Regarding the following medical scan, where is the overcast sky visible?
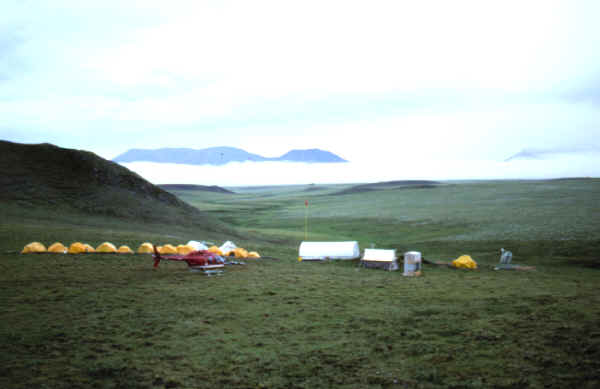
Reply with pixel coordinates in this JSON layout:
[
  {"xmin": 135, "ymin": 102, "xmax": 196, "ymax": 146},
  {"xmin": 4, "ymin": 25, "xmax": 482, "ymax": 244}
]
[{"xmin": 2, "ymin": 1, "xmax": 600, "ymax": 183}]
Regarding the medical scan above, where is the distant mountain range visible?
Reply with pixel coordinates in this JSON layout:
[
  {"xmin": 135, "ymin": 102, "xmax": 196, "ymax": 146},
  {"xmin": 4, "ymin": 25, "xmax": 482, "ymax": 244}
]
[
  {"xmin": 504, "ymin": 147, "xmax": 600, "ymax": 162},
  {"xmin": 113, "ymin": 147, "xmax": 347, "ymax": 165}
]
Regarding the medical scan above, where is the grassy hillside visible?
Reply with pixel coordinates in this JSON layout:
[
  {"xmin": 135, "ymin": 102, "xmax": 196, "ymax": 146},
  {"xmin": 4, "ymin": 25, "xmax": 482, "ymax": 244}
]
[
  {"xmin": 0, "ymin": 141, "xmax": 205, "ymax": 222},
  {"xmin": 179, "ymin": 179, "xmax": 600, "ymax": 258},
  {"xmin": 1, "ymin": 178, "xmax": 599, "ymax": 388}
]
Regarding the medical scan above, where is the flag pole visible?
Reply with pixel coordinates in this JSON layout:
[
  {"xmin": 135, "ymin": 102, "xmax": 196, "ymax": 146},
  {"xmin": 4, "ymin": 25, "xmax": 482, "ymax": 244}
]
[{"xmin": 304, "ymin": 200, "xmax": 308, "ymax": 241}]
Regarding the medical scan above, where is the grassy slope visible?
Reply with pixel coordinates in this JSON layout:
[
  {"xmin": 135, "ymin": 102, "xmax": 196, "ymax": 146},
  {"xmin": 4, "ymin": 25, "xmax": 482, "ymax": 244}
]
[
  {"xmin": 1, "ymin": 180, "xmax": 599, "ymax": 388},
  {"xmin": 0, "ymin": 141, "xmax": 206, "ymax": 223}
]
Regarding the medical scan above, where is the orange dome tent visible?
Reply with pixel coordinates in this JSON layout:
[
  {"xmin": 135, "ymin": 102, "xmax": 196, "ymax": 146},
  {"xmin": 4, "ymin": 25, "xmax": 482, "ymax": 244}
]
[
  {"xmin": 83, "ymin": 244, "xmax": 95, "ymax": 253},
  {"xmin": 137, "ymin": 242, "xmax": 154, "ymax": 254},
  {"xmin": 48, "ymin": 242, "xmax": 67, "ymax": 254},
  {"xmin": 158, "ymin": 244, "xmax": 177, "ymax": 254},
  {"xmin": 176, "ymin": 244, "xmax": 195, "ymax": 255},
  {"xmin": 117, "ymin": 245, "xmax": 134, "ymax": 254},
  {"xmin": 21, "ymin": 242, "xmax": 47, "ymax": 254},
  {"xmin": 68, "ymin": 242, "xmax": 87, "ymax": 254},
  {"xmin": 208, "ymin": 246, "xmax": 223, "ymax": 255},
  {"xmin": 232, "ymin": 247, "xmax": 249, "ymax": 258},
  {"xmin": 96, "ymin": 242, "xmax": 117, "ymax": 253}
]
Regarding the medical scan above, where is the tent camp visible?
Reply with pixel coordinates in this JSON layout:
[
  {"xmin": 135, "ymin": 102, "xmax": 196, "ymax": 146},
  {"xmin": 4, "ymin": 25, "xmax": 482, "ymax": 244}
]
[{"xmin": 298, "ymin": 241, "xmax": 360, "ymax": 261}]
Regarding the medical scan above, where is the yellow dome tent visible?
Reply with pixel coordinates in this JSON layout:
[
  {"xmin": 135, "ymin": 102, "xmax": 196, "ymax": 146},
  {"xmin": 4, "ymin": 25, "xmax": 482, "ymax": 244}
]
[
  {"xmin": 83, "ymin": 244, "xmax": 95, "ymax": 253},
  {"xmin": 96, "ymin": 242, "xmax": 117, "ymax": 253},
  {"xmin": 117, "ymin": 245, "xmax": 134, "ymax": 254},
  {"xmin": 68, "ymin": 242, "xmax": 87, "ymax": 254},
  {"xmin": 451, "ymin": 255, "xmax": 478, "ymax": 269},
  {"xmin": 21, "ymin": 242, "xmax": 47, "ymax": 254},
  {"xmin": 137, "ymin": 242, "xmax": 154, "ymax": 254},
  {"xmin": 232, "ymin": 247, "xmax": 249, "ymax": 258},
  {"xmin": 176, "ymin": 244, "xmax": 195, "ymax": 255},
  {"xmin": 158, "ymin": 244, "xmax": 177, "ymax": 254},
  {"xmin": 208, "ymin": 245, "xmax": 223, "ymax": 255},
  {"xmin": 48, "ymin": 242, "xmax": 67, "ymax": 254}
]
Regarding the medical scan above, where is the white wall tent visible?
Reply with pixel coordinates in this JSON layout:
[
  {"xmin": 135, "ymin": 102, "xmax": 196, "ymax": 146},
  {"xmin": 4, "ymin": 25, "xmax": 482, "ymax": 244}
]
[
  {"xmin": 298, "ymin": 241, "xmax": 360, "ymax": 261},
  {"xmin": 360, "ymin": 249, "xmax": 398, "ymax": 271}
]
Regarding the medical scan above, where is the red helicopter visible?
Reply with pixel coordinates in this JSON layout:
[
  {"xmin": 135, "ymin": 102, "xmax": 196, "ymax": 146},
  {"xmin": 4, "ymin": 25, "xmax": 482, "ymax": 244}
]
[{"xmin": 152, "ymin": 245, "xmax": 225, "ymax": 273}]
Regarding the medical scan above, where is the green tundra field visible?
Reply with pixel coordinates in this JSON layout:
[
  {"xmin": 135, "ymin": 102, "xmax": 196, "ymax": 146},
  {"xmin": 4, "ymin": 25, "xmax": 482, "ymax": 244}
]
[{"xmin": 1, "ymin": 179, "xmax": 599, "ymax": 388}]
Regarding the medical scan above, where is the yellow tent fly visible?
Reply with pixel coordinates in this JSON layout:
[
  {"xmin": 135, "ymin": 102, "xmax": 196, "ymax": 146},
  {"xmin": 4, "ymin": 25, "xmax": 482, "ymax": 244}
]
[
  {"xmin": 158, "ymin": 244, "xmax": 177, "ymax": 254},
  {"xmin": 117, "ymin": 245, "xmax": 134, "ymax": 254},
  {"xmin": 176, "ymin": 244, "xmax": 195, "ymax": 255},
  {"xmin": 96, "ymin": 242, "xmax": 117, "ymax": 253},
  {"xmin": 248, "ymin": 251, "xmax": 261, "ymax": 258},
  {"xmin": 68, "ymin": 242, "xmax": 87, "ymax": 254},
  {"xmin": 48, "ymin": 242, "xmax": 67, "ymax": 254},
  {"xmin": 21, "ymin": 242, "xmax": 47, "ymax": 254},
  {"xmin": 232, "ymin": 247, "xmax": 249, "ymax": 258},
  {"xmin": 137, "ymin": 242, "xmax": 154, "ymax": 254},
  {"xmin": 208, "ymin": 246, "xmax": 223, "ymax": 256},
  {"xmin": 83, "ymin": 244, "xmax": 95, "ymax": 253},
  {"xmin": 451, "ymin": 255, "xmax": 478, "ymax": 269}
]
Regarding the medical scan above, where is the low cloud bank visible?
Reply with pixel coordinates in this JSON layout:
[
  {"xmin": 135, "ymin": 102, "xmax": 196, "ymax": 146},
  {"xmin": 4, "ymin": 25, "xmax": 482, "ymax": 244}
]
[{"xmin": 121, "ymin": 155, "xmax": 600, "ymax": 187}]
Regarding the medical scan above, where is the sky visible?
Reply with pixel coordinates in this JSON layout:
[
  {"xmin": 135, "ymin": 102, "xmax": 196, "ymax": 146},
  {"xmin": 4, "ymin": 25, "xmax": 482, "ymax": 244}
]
[{"xmin": 2, "ymin": 1, "xmax": 600, "ymax": 185}]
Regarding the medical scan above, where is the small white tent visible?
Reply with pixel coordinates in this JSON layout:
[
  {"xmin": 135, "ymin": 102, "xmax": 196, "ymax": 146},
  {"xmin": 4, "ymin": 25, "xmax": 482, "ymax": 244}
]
[
  {"xmin": 187, "ymin": 240, "xmax": 208, "ymax": 251},
  {"xmin": 298, "ymin": 241, "xmax": 360, "ymax": 261},
  {"xmin": 361, "ymin": 248, "xmax": 398, "ymax": 271}
]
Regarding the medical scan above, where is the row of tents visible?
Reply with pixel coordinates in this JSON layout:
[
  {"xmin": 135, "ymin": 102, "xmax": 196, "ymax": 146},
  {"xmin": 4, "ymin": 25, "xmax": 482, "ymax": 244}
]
[{"xmin": 21, "ymin": 240, "xmax": 261, "ymax": 258}]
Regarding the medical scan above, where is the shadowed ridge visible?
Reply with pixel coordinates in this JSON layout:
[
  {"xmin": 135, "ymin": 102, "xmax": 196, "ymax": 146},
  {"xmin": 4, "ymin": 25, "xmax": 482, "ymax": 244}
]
[
  {"xmin": 330, "ymin": 180, "xmax": 442, "ymax": 195},
  {"xmin": 158, "ymin": 184, "xmax": 235, "ymax": 194},
  {"xmin": 0, "ymin": 140, "xmax": 209, "ymax": 222}
]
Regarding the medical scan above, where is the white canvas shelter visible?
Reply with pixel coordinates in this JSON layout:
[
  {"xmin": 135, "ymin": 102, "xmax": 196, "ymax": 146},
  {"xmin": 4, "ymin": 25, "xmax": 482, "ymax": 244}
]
[
  {"xmin": 361, "ymin": 249, "xmax": 399, "ymax": 271},
  {"xmin": 219, "ymin": 241, "xmax": 237, "ymax": 254},
  {"xmin": 298, "ymin": 241, "xmax": 360, "ymax": 261},
  {"xmin": 187, "ymin": 240, "xmax": 208, "ymax": 251},
  {"xmin": 362, "ymin": 249, "xmax": 397, "ymax": 262}
]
